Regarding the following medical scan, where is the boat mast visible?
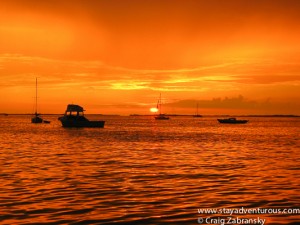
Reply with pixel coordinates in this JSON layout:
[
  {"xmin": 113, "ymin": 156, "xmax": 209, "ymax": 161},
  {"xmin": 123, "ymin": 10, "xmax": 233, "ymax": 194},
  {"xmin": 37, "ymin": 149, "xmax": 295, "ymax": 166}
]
[
  {"xmin": 159, "ymin": 93, "xmax": 162, "ymax": 115},
  {"xmin": 35, "ymin": 77, "xmax": 38, "ymax": 115}
]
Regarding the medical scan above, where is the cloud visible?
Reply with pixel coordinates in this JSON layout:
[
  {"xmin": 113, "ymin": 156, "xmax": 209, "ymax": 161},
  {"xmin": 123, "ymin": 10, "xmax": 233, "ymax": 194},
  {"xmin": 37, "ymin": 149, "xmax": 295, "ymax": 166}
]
[
  {"xmin": 168, "ymin": 95, "xmax": 254, "ymax": 108},
  {"xmin": 167, "ymin": 95, "xmax": 300, "ymax": 114},
  {"xmin": 0, "ymin": 54, "xmax": 238, "ymax": 89},
  {"xmin": 1, "ymin": 53, "xmax": 300, "ymax": 96}
]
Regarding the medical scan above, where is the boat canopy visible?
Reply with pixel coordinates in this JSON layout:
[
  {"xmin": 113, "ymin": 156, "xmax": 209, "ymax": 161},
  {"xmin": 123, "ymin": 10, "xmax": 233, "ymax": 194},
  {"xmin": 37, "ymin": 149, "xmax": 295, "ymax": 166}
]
[{"xmin": 66, "ymin": 104, "xmax": 84, "ymax": 112}]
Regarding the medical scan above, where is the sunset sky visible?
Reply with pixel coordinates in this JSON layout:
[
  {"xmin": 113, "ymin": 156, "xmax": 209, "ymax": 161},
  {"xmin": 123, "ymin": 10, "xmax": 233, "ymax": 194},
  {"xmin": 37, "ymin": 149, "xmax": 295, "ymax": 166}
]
[{"xmin": 1, "ymin": 0, "xmax": 300, "ymax": 115}]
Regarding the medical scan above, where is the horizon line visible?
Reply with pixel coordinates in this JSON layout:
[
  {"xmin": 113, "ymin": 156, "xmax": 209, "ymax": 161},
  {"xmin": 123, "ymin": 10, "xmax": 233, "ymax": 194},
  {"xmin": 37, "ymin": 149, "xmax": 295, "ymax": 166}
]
[{"xmin": 1, "ymin": 113, "xmax": 299, "ymax": 117}]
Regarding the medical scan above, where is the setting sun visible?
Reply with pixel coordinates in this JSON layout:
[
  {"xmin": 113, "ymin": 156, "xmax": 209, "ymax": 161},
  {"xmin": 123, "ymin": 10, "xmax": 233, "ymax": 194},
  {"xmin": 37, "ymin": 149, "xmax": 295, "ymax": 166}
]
[{"xmin": 150, "ymin": 107, "xmax": 158, "ymax": 113}]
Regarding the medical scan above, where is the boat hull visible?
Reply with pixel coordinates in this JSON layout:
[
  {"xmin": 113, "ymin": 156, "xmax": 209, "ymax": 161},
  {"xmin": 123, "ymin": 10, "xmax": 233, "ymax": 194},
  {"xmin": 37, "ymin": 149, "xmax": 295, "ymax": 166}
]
[
  {"xmin": 193, "ymin": 115, "xmax": 202, "ymax": 118},
  {"xmin": 31, "ymin": 116, "xmax": 43, "ymax": 123},
  {"xmin": 59, "ymin": 117, "xmax": 105, "ymax": 128},
  {"xmin": 217, "ymin": 119, "xmax": 248, "ymax": 124},
  {"xmin": 155, "ymin": 114, "xmax": 169, "ymax": 120},
  {"xmin": 155, "ymin": 117, "xmax": 169, "ymax": 120}
]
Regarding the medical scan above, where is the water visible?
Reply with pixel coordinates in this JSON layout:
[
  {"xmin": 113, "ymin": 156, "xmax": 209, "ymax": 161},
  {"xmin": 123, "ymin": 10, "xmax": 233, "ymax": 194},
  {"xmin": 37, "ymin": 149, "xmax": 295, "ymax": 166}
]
[{"xmin": 0, "ymin": 115, "xmax": 300, "ymax": 225}]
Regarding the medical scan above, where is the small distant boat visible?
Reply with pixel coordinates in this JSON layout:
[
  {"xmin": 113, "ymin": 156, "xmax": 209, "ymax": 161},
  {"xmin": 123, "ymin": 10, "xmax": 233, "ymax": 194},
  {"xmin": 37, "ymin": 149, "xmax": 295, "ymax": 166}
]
[
  {"xmin": 155, "ymin": 94, "xmax": 169, "ymax": 120},
  {"xmin": 217, "ymin": 117, "xmax": 248, "ymax": 124},
  {"xmin": 193, "ymin": 103, "xmax": 202, "ymax": 117},
  {"xmin": 32, "ymin": 113, "xmax": 43, "ymax": 123},
  {"xmin": 31, "ymin": 78, "xmax": 50, "ymax": 124},
  {"xmin": 155, "ymin": 114, "xmax": 169, "ymax": 120},
  {"xmin": 58, "ymin": 104, "xmax": 105, "ymax": 128}
]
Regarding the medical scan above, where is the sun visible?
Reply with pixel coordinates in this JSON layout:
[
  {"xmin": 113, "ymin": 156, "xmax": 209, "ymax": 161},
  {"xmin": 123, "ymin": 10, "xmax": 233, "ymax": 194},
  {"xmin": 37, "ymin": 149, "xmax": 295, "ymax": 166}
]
[{"xmin": 150, "ymin": 107, "xmax": 158, "ymax": 113}]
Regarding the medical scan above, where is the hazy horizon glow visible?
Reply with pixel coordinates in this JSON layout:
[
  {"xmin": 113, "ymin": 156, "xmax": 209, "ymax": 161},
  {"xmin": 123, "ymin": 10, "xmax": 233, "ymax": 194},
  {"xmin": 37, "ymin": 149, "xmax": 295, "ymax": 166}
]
[{"xmin": 1, "ymin": 0, "xmax": 300, "ymax": 115}]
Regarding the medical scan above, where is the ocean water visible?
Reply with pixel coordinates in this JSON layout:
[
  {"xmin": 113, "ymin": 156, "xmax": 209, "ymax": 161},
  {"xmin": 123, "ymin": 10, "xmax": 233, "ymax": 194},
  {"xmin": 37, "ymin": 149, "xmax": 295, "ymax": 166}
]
[{"xmin": 0, "ymin": 115, "xmax": 300, "ymax": 225}]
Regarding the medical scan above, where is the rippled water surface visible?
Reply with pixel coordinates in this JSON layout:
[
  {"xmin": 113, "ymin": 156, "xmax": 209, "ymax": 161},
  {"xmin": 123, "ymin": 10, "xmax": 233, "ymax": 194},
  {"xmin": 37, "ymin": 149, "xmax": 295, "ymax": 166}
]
[{"xmin": 1, "ymin": 115, "xmax": 300, "ymax": 225}]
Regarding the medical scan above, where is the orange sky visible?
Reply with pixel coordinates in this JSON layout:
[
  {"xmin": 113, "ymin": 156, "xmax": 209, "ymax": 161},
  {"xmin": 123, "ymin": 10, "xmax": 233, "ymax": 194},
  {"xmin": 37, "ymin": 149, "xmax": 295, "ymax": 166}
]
[{"xmin": 1, "ymin": 0, "xmax": 300, "ymax": 115}]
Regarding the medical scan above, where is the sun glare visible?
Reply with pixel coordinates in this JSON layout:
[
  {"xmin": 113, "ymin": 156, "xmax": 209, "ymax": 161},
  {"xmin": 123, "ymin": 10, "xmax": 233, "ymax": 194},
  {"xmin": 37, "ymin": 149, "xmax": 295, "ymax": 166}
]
[{"xmin": 150, "ymin": 107, "xmax": 158, "ymax": 113}]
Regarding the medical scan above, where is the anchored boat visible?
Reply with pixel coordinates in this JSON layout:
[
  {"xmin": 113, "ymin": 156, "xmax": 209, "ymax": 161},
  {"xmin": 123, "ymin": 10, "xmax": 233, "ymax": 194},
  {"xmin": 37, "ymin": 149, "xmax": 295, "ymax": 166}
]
[
  {"xmin": 58, "ymin": 104, "xmax": 105, "ymax": 128},
  {"xmin": 193, "ymin": 103, "xmax": 202, "ymax": 117},
  {"xmin": 155, "ymin": 93, "xmax": 169, "ymax": 120},
  {"xmin": 217, "ymin": 117, "xmax": 248, "ymax": 124},
  {"xmin": 31, "ymin": 78, "xmax": 50, "ymax": 124}
]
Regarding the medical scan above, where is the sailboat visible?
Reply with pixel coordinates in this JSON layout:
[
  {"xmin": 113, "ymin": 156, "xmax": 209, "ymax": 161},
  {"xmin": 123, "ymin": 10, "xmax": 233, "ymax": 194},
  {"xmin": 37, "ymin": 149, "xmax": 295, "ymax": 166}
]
[
  {"xmin": 193, "ymin": 103, "xmax": 202, "ymax": 117},
  {"xmin": 155, "ymin": 93, "xmax": 169, "ymax": 120},
  {"xmin": 31, "ymin": 78, "xmax": 50, "ymax": 124}
]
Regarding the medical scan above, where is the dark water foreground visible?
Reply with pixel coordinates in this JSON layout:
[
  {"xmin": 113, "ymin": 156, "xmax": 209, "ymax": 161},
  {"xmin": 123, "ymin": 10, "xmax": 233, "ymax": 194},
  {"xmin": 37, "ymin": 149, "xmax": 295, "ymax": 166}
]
[{"xmin": 0, "ymin": 115, "xmax": 300, "ymax": 225}]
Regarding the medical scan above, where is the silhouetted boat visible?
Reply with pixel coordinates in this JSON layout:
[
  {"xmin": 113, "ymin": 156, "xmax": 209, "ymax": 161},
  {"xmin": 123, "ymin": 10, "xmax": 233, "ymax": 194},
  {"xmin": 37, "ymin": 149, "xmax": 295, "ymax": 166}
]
[
  {"xmin": 58, "ymin": 104, "xmax": 105, "ymax": 128},
  {"xmin": 193, "ymin": 103, "xmax": 202, "ymax": 117},
  {"xmin": 217, "ymin": 118, "xmax": 248, "ymax": 124},
  {"xmin": 155, "ymin": 114, "xmax": 169, "ymax": 120},
  {"xmin": 31, "ymin": 113, "xmax": 43, "ymax": 123},
  {"xmin": 155, "ymin": 93, "xmax": 169, "ymax": 120},
  {"xmin": 31, "ymin": 78, "xmax": 50, "ymax": 124}
]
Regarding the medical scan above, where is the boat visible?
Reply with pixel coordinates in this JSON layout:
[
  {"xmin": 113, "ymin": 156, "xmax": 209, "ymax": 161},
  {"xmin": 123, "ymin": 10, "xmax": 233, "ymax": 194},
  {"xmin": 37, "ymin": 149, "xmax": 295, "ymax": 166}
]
[
  {"xmin": 155, "ymin": 113, "xmax": 169, "ymax": 120},
  {"xmin": 193, "ymin": 103, "xmax": 202, "ymax": 117},
  {"xmin": 31, "ymin": 113, "xmax": 43, "ymax": 123},
  {"xmin": 58, "ymin": 104, "xmax": 105, "ymax": 128},
  {"xmin": 155, "ymin": 93, "xmax": 169, "ymax": 120},
  {"xmin": 31, "ymin": 78, "xmax": 50, "ymax": 124},
  {"xmin": 217, "ymin": 117, "xmax": 248, "ymax": 124}
]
